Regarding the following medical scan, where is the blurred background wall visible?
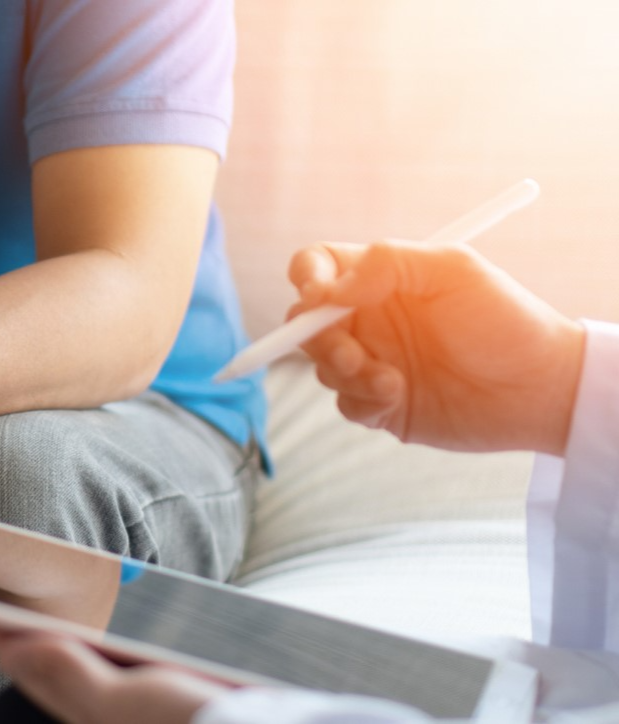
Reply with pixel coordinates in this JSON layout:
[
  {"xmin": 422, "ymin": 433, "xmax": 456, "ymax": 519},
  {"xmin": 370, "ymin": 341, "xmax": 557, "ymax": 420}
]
[{"xmin": 217, "ymin": 0, "xmax": 619, "ymax": 337}]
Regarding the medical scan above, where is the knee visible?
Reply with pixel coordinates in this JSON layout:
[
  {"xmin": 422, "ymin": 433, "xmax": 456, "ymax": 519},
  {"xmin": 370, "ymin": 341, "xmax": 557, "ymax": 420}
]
[
  {"xmin": 0, "ymin": 410, "xmax": 68, "ymax": 523},
  {"xmin": 0, "ymin": 409, "xmax": 133, "ymax": 551}
]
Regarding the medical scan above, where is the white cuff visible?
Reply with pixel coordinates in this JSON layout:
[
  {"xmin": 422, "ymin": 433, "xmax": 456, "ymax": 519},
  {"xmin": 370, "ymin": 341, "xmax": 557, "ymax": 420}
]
[{"xmin": 191, "ymin": 688, "xmax": 433, "ymax": 724}]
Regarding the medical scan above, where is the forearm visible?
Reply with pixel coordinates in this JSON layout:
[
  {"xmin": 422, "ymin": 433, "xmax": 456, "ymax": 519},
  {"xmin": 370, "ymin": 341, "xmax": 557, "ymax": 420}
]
[{"xmin": 0, "ymin": 249, "xmax": 185, "ymax": 414}]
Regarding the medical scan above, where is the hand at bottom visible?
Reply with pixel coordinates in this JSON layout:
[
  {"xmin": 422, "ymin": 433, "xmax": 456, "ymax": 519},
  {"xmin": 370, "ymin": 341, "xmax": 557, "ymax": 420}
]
[{"xmin": 0, "ymin": 632, "xmax": 228, "ymax": 724}]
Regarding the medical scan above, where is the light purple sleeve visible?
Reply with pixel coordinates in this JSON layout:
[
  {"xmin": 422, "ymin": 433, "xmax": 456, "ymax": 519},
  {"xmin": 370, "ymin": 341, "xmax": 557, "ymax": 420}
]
[{"xmin": 24, "ymin": 0, "xmax": 235, "ymax": 163}]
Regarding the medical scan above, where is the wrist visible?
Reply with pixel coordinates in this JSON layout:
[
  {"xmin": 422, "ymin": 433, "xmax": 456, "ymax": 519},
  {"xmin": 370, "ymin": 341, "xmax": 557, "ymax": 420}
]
[{"xmin": 536, "ymin": 319, "xmax": 586, "ymax": 457}]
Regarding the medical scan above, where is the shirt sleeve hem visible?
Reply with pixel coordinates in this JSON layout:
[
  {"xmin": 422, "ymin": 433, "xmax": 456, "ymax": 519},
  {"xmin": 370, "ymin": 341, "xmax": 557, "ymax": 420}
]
[{"xmin": 28, "ymin": 110, "xmax": 230, "ymax": 164}]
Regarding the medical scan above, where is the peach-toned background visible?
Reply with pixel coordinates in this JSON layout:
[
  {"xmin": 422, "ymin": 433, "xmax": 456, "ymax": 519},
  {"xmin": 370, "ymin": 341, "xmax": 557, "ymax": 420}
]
[{"xmin": 218, "ymin": 1, "xmax": 619, "ymax": 338}]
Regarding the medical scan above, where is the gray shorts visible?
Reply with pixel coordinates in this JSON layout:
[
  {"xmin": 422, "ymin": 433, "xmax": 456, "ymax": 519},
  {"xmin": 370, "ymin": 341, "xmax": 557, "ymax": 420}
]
[{"xmin": 0, "ymin": 391, "xmax": 260, "ymax": 582}]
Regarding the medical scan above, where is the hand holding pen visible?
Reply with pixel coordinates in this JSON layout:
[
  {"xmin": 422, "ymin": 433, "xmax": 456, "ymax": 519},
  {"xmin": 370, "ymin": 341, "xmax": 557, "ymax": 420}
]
[
  {"xmin": 285, "ymin": 182, "xmax": 585, "ymax": 457},
  {"xmin": 215, "ymin": 180, "xmax": 541, "ymax": 383}
]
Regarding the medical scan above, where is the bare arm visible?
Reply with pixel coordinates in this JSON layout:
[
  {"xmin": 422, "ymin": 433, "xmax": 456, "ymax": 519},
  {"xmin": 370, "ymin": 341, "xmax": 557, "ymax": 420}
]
[{"xmin": 0, "ymin": 144, "xmax": 217, "ymax": 413}]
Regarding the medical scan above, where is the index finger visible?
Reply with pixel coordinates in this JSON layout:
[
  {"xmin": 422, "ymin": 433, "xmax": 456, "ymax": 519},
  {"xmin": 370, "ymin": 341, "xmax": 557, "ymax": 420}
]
[{"xmin": 288, "ymin": 243, "xmax": 367, "ymax": 304}]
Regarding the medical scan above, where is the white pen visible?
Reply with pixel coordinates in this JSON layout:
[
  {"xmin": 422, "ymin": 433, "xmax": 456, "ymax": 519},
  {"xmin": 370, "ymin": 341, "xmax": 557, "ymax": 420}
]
[{"xmin": 214, "ymin": 178, "xmax": 540, "ymax": 383}]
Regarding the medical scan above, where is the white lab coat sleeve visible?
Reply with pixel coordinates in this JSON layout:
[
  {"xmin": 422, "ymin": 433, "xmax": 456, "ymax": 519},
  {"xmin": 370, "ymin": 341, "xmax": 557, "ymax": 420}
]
[
  {"xmin": 190, "ymin": 689, "xmax": 449, "ymax": 724},
  {"xmin": 528, "ymin": 319, "xmax": 619, "ymax": 651}
]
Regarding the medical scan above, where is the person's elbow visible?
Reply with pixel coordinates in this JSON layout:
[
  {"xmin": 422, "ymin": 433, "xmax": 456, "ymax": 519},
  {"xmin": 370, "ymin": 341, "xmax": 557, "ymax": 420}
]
[{"xmin": 114, "ymin": 314, "xmax": 183, "ymax": 401}]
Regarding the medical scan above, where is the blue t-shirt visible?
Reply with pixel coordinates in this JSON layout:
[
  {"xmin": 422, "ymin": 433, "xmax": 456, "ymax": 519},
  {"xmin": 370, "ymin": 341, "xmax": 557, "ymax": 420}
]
[{"xmin": 1, "ymin": 0, "xmax": 270, "ymax": 470}]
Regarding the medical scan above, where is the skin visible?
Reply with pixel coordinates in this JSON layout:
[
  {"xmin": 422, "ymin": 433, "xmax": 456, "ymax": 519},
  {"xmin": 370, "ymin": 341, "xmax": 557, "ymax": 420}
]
[
  {"xmin": 0, "ymin": 144, "xmax": 217, "ymax": 412},
  {"xmin": 0, "ymin": 238, "xmax": 589, "ymax": 722},
  {"xmin": 287, "ymin": 240, "xmax": 586, "ymax": 457},
  {"xmin": 0, "ymin": 143, "xmax": 218, "ymax": 645},
  {"xmin": 0, "ymin": 633, "xmax": 228, "ymax": 724},
  {"xmin": 0, "ymin": 526, "xmax": 121, "ymax": 630},
  {"xmin": 0, "ymin": 143, "xmax": 224, "ymax": 721}
]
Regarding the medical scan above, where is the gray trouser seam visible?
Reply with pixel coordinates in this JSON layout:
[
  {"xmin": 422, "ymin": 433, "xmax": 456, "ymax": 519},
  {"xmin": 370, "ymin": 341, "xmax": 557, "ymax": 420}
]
[{"xmin": 139, "ymin": 487, "xmax": 241, "ymax": 512}]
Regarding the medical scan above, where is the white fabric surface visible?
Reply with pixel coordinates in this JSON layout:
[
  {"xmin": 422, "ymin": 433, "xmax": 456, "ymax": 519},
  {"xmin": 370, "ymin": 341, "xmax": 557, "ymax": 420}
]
[
  {"xmin": 238, "ymin": 353, "xmax": 532, "ymax": 643},
  {"xmin": 237, "ymin": 521, "xmax": 528, "ymax": 642}
]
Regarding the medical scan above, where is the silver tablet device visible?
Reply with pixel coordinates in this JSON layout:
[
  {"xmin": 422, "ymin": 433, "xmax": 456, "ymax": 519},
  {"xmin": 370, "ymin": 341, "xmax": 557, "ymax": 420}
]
[{"xmin": 0, "ymin": 522, "xmax": 537, "ymax": 722}]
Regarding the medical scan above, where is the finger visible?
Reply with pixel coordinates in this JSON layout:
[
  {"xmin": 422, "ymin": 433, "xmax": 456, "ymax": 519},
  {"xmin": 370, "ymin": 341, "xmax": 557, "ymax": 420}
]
[
  {"xmin": 316, "ymin": 357, "xmax": 404, "ymax": 404},
  {"xmin": 285, "ymin": 300, "xmax": 308, "ymax": 322},
  {"xmin": 336, "ymin": 392, "xmax": 401, "ymax": 431},
  {"xmin": 288, "ymin": 245, "xmax": 338, "ymax": 305},
  {"xmin": 301, "ymin": 326, "xmax": 365, "ymax": 378},
  {"xmin": 285, "ymin": 307, "xmax": 363, "ymax": 375},
  {"xmin": 112, "ymin": 664, "xmax": 227, "ymax": 723},
  {"xmin": 0, "ymin": 634, "xmax": 116, "ymax": 724},
  {"xmin": 1, "ymin": 635, "xmax": 225, "ymax": 724},
  {"xmin": 288, "ymin": 243, "xmax": 366, "ymax": 305},
  {"xmin": 327, "ymin": 242, "xmax": 410, "ymax": 307}
]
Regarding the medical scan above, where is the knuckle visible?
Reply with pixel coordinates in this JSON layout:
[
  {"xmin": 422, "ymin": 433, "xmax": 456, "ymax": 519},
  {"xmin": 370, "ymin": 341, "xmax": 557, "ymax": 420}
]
[{"xmin": 365, "ymin": 242, "xmax": 393, "ymax": 266}]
